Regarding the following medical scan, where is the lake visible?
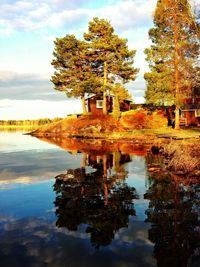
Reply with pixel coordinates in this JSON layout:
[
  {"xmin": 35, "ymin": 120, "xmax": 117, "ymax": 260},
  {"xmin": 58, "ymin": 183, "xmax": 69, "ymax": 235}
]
[{"xmin": 0, "ymin": 131, "xmax": 199, "ymax": 267}]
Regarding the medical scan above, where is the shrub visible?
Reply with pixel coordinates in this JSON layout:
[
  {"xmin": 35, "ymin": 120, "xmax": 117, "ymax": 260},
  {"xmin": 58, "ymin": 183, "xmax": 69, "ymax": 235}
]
[
  {"xmin": 120, "ymin": 109, "xmax": 167, "ymax": 129},
  {"xmin": 66, "ymin": 114, "xmax": 123, "ymax": 134},
  {"xmin": 120, "ymin": 109, "xmax": 150, "ymax": 129},
  {"xmin": 151, "ymin": 110, "xmax": 168, "ymax": 128}
]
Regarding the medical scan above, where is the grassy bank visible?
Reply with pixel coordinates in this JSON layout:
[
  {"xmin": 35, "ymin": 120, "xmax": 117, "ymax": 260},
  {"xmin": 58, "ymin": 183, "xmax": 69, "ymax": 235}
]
[
  {"xmin": 147, "ymin": 140, "xmax": 200, "ymax": 179},
  {"xmin": 29, "ymin": 114, "xmax": 200, "ymax": 142}
]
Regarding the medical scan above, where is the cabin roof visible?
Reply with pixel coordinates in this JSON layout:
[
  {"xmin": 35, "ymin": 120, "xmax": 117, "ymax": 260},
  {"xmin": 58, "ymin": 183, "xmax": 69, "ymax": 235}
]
[
  {"xmin": 85, "ymin": 93, "xmax": 131, "ymax": 102},
  {"xmin": 85, "ymin": 94, "xmax": 115, "ymax": 100},
  {"xmin": 181, "ymin": 103, "xmax": 200, "ymax": 110}
]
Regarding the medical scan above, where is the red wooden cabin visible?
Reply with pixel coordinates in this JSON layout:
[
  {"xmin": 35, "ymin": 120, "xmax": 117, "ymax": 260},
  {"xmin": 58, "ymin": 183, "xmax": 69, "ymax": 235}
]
[
  {"xmin": 86, "ymin": 94, "xmax": 131, "ymax": 115},
  {"xmin": 180, "ymin": 92, "xmax": 200, "ymax": 126}
]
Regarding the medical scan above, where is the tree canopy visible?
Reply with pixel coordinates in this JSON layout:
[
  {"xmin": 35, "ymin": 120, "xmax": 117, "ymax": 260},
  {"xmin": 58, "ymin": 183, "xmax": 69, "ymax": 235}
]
[
  {"xmin": 51, "ymin": 18, "xmax": 138, "ymax": 114},
  {"xmin": 51, "ymin": 35, "xmax": 102, "ymax": 113},
  {"xmin": 144, "ymin": 0, "xmax": 200, "ymax": 128},
  {"xmin": 84, "ymin": 17, "xmax": 139, "ymax": 114},
  {"xmin": 111, "ymin": 83, "xmax": 132, "ymax": 103}
]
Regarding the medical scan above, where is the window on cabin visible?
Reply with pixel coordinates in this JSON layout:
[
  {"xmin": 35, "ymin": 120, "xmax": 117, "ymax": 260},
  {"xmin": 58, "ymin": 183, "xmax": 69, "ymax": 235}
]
[
  {"xmin": 181, "ymin": 111, "xmax": 186, "ymax": 118},
  {"xmin": 195, "ymin": 109, "xmax": 200, "ymax": 117},
  {"xmin": 96, "ymin": 100, "xmax": 103, "ymax": 109}
]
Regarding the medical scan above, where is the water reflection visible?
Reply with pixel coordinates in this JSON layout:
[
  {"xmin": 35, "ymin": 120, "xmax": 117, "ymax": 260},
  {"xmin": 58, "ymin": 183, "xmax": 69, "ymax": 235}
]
[
  {"xmin": 145, "ymin": 174, "xmax": 200, "ymax": 267},
  {"xmin": 54, "ymin": 152, "xmax": 138, "ymax": 249},
  {"xmin": 0, "ymin": 132, "xmax": 200, "ymax": 267},
  {"xmin": 36, "ymin": 135, "xmax": 148, "ymax": 156},
  {"xmin": 38, "ymin": 135, "xmax": 200, "ymax": 265}
]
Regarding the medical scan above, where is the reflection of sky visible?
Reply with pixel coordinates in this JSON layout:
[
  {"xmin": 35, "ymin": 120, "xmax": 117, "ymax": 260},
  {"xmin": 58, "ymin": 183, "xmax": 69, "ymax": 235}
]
[
  {"xmin": 0, "ymin": 132, "xmax": 156, "ymax": 267},
  {"xmin": 0, "ymin": 132, "xmax": 82, "ymax": 189},
  {"xmin": 0, "ymin": 132, "xmax": 58, "ymax": 152},
  {"xmin": 0, "ymin": 216, "xmax": 156, "ymax": 267},
  {"xmin": 125, "ymin": 156, "xmax": 149, "ymax": 221},
  {"xmin": 0, "ymin": 181, "xmax": 56, "ymax": 220}
]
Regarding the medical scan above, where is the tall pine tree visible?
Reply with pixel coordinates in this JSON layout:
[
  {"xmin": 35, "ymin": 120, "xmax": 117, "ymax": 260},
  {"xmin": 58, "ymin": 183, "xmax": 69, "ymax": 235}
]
[
  {"xmin": 111, "ymin": 83, "xmax": 132, "ymax": 117},
  {"xmin": 51, "ymin": 35, "xmax": 101, "ymax": 113},
  {"xmin": 144, "ymin": 0, "xmax": 200, "ymax": 128},
  {"xmin": 84, "ymin": 17, "xmax": 139, "ymax": 114}
]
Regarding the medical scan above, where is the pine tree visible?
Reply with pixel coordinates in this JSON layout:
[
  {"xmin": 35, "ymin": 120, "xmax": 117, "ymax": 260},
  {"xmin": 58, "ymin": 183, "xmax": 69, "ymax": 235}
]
[
  {"xmin": 111, "ymin": 83, "xmax": 132, "ymax": 117},
  {"xmin": 51, "ymin": 35, "xmax": 102, "ymax": 113},
  {"xmin": 144, "ymin": 0, "xmax": 200, "ymax": 129},
  {"xmin": 192, "ymin": 66, "xmax": 200, "ymax": 98},
  {"xmin": 84, "ymin": 17, "xmax": 139, "ymax": 114}
]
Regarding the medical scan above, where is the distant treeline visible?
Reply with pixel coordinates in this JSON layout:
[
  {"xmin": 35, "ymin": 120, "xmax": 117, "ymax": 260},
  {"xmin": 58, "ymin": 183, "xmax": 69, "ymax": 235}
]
[{"xmin": 0, "ymin": 118, "xmax": 62, "ymax": 126}]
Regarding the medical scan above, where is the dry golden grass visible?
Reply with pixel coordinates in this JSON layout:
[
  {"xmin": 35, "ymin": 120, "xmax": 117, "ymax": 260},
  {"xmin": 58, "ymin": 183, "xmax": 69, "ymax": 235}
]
[
  {"xmin": 30, "ymin": 113, "xmax": 200, "ymax": 143},
  {"xmin": 162, "ymin": 141, "xmax": 200, "ymax": 174}
]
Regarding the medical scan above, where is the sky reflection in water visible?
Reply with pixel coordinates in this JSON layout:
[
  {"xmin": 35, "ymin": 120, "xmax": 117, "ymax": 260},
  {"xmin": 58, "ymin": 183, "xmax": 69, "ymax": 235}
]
[{"xmin": 0, "ymin": 132, "xmax": 199, "ymax": 267}]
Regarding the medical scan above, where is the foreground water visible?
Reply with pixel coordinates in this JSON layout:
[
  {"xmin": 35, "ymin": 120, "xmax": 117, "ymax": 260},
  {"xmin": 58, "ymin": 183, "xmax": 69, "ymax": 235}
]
[{"xmin": 0, "ymin": 131, "xmax": 199, "ymax": 267}]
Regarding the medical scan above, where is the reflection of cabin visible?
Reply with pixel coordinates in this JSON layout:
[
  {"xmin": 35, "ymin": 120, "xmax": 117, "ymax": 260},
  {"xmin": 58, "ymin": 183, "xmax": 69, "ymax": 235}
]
[
  {"xmin": 88, "ymin": 153, "xmax": 131, "ymax": 167},
  {"xmin": 86, "ymin": 94, "xmax": 131, "ymax": 115},
  {"xmin": 180, "ymin": 90, "xmax": 200, "ymax": 126}
]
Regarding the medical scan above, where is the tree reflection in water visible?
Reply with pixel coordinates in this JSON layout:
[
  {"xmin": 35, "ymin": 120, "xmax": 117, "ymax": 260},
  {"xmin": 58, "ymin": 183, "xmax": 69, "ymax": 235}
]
[
  {"xmin": 54, "ymin": 152, "xmax": 138, "ymax": 249},
  {"xmin": 145, "ymin": 174, "xmax": 200, "ymax": 267}
]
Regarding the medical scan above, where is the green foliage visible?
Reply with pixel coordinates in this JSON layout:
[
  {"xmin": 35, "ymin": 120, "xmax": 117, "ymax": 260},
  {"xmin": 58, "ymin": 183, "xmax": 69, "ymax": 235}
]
[
  {"xmin": 51, "ymin": 18, "xmax": 138, "ymax": 114},
  {"xmin": 111, "ymin": 83, "xmax": 132, "ymax": 103},
  {"xmin": 192, "ymin": 66, "xmax": 200, "ymax": 96},
  {"xmin": 111, "ymin": 83, "xmax": 132, "ymax": 117},
  {"xmin": 144, "ymin": 0, "xmax": 200, "ymax": 105},
  {"xmin": 51, "ymin": 35, "xmax": 101, "ymax": 99},
  {"xmin": 84, "ymin": 17, "xmax": 139, "ymax": 84}
]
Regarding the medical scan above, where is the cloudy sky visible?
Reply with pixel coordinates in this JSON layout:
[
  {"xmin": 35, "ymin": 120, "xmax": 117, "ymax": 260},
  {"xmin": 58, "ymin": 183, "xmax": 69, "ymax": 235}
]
[{"xmin": 0, "ymin": 0, "xmax": 158, "ymax": 119}]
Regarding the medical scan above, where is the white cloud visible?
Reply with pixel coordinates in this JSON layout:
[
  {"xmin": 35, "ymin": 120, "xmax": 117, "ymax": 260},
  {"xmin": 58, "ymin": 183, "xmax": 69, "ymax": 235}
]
[
  {"xmin": 0, "ymin": 71, "xmax": 58, "ymax": 100},
  {"xmin": 0, "ymin": 0, "xmax": 157, "ymax": 34},
  {"xmin": 97, "ymin": 0, "xmax": 157, "ymax": 31},
  {"xmin": 47, "ymin": 8, "xmax": 89, "ymax": 28},
  {"xmin": 0, "ymin": 70, "xmax": 47, "ymax": 82},
  {"xmin": 28, "ymin": 3, "xmax": 50, "ymax": 19},
  {"xmin": 0, "ymin": 99, "xmax": 82, "ymax": 119}
]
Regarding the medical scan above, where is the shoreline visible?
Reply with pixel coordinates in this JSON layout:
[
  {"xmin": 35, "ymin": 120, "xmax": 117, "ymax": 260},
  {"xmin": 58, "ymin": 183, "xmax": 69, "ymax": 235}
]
[
  {"xmin": 30, "ymin": 129, "xmax": 200, "ymax": 178},
  {"xmin": 29, "ymin": 128, "xmax": 200, "ymax": 143}
]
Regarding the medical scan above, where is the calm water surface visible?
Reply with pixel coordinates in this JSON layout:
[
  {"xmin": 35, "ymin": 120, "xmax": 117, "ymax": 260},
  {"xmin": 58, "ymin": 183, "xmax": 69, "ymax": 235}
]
[{"xmin": 0, "ymin": 131, "xmax": 199, "ymax": 267}]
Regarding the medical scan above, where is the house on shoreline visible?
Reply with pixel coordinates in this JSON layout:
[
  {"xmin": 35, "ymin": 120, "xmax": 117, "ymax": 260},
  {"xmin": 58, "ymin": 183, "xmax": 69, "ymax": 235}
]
[
  {"xmin": 180, "ymin": 89, "xmax": 200, "ymax": 126},
  {"xmin": 86, "ymin": 94, "xmax": 132, "ymax": 115},
  {"xmin": 84, "ymin": 89, "xmax": 200, "ymax": 127}
]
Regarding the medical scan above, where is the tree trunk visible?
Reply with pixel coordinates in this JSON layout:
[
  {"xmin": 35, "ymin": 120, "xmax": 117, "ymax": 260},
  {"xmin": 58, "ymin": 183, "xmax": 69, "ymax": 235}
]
[
  {"xmin": 104, "ymin": 183, "xmax": 108, "ymax": 206},
  {"xmin": 175, "ymin": 106, "xmax": 180, "ymax": 129},
  {"xmin": 81, "ymin": 95, "xmax": 87, "ymax": 114},
  {"xmin": 82, "ymin": 153, "xmax": 87, "ymax": 168},
  {"xmin": 103, "ymin": 61, "xmax": 107, "ymax": 115},
  {"xmin": 113, "ymin": 95, "xmax": 120, "ymax": 117},
  {"xmin": 172, "ymin": 2, "xmax": 180, "ymax": 130},
  {"xmin": 103, "ymin": 154, "xmax": 107, "ymax": 178}
]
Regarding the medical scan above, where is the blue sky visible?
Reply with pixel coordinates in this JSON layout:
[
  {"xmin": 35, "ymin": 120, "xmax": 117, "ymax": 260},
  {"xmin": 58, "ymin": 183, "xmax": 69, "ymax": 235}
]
[{"xmin": 0, "ymin": 0, "xmax": 159, "ymax": 119}]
